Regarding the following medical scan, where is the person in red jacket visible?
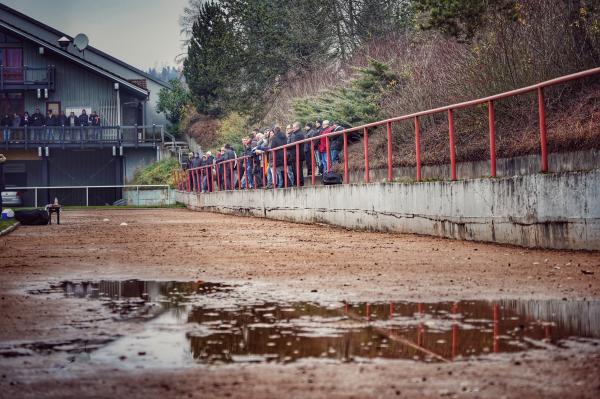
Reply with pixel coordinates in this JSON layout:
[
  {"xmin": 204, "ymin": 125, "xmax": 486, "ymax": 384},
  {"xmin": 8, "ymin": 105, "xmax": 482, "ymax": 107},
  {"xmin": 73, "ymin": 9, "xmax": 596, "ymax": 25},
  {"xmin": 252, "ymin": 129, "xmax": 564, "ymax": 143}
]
[{"xmin": 318, "ymin": 120, "xmax": 333, "ymax": 173}]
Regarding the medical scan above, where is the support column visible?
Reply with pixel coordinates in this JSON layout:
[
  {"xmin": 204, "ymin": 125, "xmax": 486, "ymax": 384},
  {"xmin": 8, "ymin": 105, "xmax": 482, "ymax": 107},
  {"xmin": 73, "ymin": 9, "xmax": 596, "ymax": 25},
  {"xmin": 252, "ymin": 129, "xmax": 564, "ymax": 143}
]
[
  {"xmin": 115, "ymin": 151, "xmax": 123, "ymax": 202},
  {"xmin": 41, "ymin": 153, "xmax": 50, "ymax": 206}
]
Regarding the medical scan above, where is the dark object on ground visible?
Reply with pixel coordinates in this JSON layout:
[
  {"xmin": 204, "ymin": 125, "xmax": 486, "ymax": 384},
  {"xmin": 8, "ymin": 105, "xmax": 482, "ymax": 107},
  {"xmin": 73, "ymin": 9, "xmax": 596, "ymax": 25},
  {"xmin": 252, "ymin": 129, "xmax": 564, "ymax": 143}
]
[
  {"xmin": 322, "ymin": 171, "xmax": 343, "ymax": 185},
  {"xmin": 15, "ymin": 209, "xmax": 50, "ymax": 226}
]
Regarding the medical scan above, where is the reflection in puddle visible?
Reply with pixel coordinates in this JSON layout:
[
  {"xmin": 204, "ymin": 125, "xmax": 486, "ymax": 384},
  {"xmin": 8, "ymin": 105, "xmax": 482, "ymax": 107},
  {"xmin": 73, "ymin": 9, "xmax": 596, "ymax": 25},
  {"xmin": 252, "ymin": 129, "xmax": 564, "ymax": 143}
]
[{"xmin": 24, "ymin": 280, "xmax": 600, "ymax": 367}]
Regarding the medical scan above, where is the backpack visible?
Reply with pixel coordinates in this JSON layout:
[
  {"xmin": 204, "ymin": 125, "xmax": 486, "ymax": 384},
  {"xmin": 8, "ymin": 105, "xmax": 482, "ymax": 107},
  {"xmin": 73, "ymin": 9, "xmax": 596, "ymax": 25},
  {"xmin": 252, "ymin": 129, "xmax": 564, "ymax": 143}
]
[{"xmin": 322, "ymin": 171, "xmax": 343, "ymax": 185}]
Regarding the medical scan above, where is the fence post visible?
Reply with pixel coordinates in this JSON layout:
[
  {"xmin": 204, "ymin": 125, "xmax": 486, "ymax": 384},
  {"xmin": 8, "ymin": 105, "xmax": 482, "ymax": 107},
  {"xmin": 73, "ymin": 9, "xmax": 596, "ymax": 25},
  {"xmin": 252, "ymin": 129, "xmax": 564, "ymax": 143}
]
[
  {"xmin": 415, "ymin": 116, "xmax": 422, "ymax": 182},
  {"xmin": 488, "ymin": 100, "xmax": 497, "ymax": 177},
  {"xmin": 448, "ymin": 109, "xmax": 457, "ymax": 180},
  {"xmin": 295, "ymin": 144, "xmax": 300, "ymax": 187},
  {"xmin": 310, "ymin": 140, "xmax": 316, "ymax": 186},
  {"xmin": 237, "ymin": 159, "xmax": 242, "ymax": 190},
  {"xmin": 538, "ymin": 87, "xmax": 549, "ymax": 172},
  {"xmin": 229, "ymin": 161, "xmax": 235, "ymax": 190},
  {"xmin": 363, "ymin": 127, "xmax": 370, "ymax": 183},
  {"xmin": 343, "ymin": 131, "xmax": 349, "ymax": 184},
  {"xmin": 325, "ymin": 136, "xmax": 331, "ymax": 172},
  {"xmin": 386, "ymin": 121, "xmax": 393, "ymax": 182},
  {"xmin": 86, "ymin": 187, "xmax": 89, "ymax": 207},
  {"xmin": 283, "ymin": 148, "xmax": 288, "ymax": 188},
  {"xmin": 272, "ymin": 151, "xmax": 277, "ymax": 190},
  {"xmin": 34, "ymin": 187, "xmax": 38, "ymax": 208},
  {"xmin": 262, "ymin": 154, "xmax": 267, "ymax": 188}
]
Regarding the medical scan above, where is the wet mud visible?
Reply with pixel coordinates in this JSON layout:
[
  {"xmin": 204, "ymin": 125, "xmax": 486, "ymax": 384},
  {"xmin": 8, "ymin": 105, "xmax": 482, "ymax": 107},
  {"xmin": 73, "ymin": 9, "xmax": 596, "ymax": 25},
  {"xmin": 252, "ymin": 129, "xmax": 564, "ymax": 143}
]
[{"xmin": 0, "ymin": 209, "xmax": 599, "ymax": 398}]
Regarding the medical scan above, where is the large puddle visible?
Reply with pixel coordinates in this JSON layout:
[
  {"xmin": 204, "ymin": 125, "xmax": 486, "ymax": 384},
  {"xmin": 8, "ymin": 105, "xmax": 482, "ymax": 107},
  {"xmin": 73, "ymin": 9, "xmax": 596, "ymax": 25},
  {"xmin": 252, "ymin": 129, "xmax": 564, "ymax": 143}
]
[{"xmin": 16, "ymin": 280, "xmax": 600, "ymax": 368}]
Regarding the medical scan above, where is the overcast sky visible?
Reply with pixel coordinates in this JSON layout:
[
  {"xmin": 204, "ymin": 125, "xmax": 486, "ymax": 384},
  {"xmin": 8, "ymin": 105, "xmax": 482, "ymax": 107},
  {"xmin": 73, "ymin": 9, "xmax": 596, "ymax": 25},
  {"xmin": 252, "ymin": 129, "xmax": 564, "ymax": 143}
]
[{"xmin": 2, "ymin": 0, "xmax": 188, "ymax": 70}]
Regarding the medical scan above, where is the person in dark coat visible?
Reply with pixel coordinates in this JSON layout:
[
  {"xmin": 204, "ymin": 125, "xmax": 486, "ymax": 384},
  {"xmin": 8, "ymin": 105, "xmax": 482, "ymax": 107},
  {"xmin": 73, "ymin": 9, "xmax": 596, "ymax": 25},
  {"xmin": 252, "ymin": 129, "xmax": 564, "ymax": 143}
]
[
  {"xmin": 1, "ymin": 114, "xmax": 11, "ymax": 143},
  {"xmin": 241, "ymin": 136, "xmax": 254, "ymax": 189},
  {"xmin": 202, "ymin": 151, "xmax": 215, "ymax": 192},
  {"xmin": 20, "ymin": 112, "xmax": 30, "ymax": 141},
  {"xmin": 45, "ymin": 110, "xmax": 57, "ymax": 140},
  {"xmin": 20, "ymin": 111, "xmax": 30, "ymax": 127},
  {"xmin": 57, "ymin": 110, "xmax": 68, "ymax": 126},
  {"xmin": 304, "ymin": 123, "xmax": 317, "ymax": 176},
  {"xmin": 78, "ymin": 109, "xmax": 89, "ymax": 126},
  {"xmin": 0, "ymin": 154, "xmax": 5, "ymax": 214},
  {"xmin": 31, "ymin": 108, "xmax": 45, "ymax": 126},
  {"xmin": 11, "ymin": 113, "xmax": 21, "ymax": 141},
  {"xmin": 330, "ymin": 122, "xmax": 344, "ymax": 165},
  {"xmin": 31, "ymin": 107, "xmax": 45, "ymax": 141},
  {"xmin": 270, "ymin": 126, "xmax": 288, "ymax": 188},
  {"xmin": 288, "ymin": 122, "xmax": 306, "ymax": 186}
]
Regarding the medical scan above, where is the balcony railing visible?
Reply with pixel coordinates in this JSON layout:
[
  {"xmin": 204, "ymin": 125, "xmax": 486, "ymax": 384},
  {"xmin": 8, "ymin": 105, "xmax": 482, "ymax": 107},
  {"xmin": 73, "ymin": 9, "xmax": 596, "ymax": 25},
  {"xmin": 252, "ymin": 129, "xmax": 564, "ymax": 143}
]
[
  {"xmin": 1, "ymin": 125, "xmax": 165, "ymax": 149},
  {"xmin": 0, "ymin": 65, "xmax": 55, "ymax": 91}
]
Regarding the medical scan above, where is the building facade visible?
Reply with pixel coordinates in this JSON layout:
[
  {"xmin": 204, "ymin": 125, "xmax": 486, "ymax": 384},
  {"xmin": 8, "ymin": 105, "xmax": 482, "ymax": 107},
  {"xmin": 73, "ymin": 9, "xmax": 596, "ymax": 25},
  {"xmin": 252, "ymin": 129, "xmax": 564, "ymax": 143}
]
[{"xmin": 0, "ymin": 4, "xmax": 171, "ymax": 205}]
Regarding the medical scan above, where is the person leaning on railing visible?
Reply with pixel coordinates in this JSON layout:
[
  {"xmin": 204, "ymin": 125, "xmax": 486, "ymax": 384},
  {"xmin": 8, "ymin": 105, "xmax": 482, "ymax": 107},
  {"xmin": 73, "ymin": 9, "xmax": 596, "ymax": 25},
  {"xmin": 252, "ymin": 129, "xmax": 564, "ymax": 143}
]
[
  {"xmin": 31, "ymin": 107, "xmax": 45, "ymax": 141},
  {"xmin": 46, "ymin": 109, "xmax": 57, "ymax": 141},
  {"xmin": 1, "ymin": 113, "xmax": 11, "ymax": 143},
  {"xmin": 10, "ymin": 113, "xmax": 21, "ymax": 142}
]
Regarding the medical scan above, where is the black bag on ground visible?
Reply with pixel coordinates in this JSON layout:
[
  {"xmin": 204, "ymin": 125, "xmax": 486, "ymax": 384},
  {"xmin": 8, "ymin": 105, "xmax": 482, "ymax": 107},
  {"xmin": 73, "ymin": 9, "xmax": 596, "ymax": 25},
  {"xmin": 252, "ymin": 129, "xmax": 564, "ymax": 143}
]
[
  {"xmin": 322, "ymin": 171, "xmax": 343, "ymax": 185},
  {"xmin": 15, "ymin": 209, "xmax": 50, "ymax": 226}
]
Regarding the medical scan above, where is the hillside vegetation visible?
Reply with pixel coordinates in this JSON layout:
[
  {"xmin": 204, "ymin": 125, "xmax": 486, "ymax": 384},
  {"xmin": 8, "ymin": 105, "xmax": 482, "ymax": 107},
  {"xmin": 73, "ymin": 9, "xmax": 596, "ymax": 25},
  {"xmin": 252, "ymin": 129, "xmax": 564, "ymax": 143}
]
[{"xmin": 172, "ymin": 0, "xmax": 600, "ymax": 166}]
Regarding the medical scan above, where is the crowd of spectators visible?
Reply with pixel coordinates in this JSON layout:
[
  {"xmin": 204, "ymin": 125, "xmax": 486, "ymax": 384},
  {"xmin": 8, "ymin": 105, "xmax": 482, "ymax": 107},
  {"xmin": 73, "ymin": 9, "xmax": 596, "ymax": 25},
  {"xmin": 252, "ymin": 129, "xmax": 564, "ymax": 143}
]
[
  {"xmin": 1, "ymin": 108, "xmax": 101, "ymax": 142},
  {"xmin": 184, "ymin": 120, "xmax": 346, "ymax": 191}
]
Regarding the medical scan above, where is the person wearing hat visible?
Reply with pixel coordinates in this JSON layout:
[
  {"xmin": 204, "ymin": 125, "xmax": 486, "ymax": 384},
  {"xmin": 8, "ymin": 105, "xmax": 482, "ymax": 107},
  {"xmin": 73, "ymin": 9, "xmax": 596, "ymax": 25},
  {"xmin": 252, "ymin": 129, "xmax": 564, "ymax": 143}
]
[{"xmin": 0, "ymin": 154, "xmax": 6, "ymax": 214}]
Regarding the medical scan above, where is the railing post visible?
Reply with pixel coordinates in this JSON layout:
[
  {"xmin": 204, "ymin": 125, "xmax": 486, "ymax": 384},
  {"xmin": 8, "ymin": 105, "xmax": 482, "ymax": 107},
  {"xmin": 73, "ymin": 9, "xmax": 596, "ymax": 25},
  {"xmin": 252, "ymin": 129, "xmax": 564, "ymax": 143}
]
[
  {"xmin": 262, "ymin": 154, "xmax": 267, "ymax": 188},
  {"xmin": 283, "ymin": 147, "xmax": 288, "ymax": 188},
  {"xmin": 34, "ymin": 188, "xmax": 38, "ymax": 208},
  {"xmin": 86, "ymin": 187, "xmax": 89, "ymax": 206},
  {"xmin": 272, "ymin": 151, "xmax": 277, "ymax": 190},
  {"xmin": 448, "ymin": 109, "xmax": 457, "ymax": 181},
  {"xmin": 229, "ymin": 160, "xmax": 234, "ymax": 190},
  {"xmin": 237, "ymin": 159, "xmax": 242, "ymax": 190},
  {"xmin": 386, "ymin": 121, "xmax": 393, "ymax": 182},
  {"xmin": 538, "ymin": 87, "xmax": 549, "ymax": 172},
  {"xmin": 310, "ymin": 140, "xmax": 316, "ymax": 186},
  {"xmin": 415, "ymin": 116, "xmax": 422, "ymax": 182},
  {"xmin": 243, "ymin": 158, "xmax": 248, "ymax": 190},
  {"xmin": 363, "ymin": 127, "xmax": 370, "ymax": 183},
  {"xmin": 216, "ymin": 164, "xmax": 221, "ymax": 191},
  {"xmin": 295, "ymin": 143, "xmax": 300, "ymax": 187},
  {"xmin": 325, "ymin": 136, "xmax": 331, "ymax": 172},
  {"xmin": 343, "ymin": 131, "xmax": 349, "ymax": 184},
  {"xmin": 488, "ymin": 100, "xmax": 497, "ymax": 177}
]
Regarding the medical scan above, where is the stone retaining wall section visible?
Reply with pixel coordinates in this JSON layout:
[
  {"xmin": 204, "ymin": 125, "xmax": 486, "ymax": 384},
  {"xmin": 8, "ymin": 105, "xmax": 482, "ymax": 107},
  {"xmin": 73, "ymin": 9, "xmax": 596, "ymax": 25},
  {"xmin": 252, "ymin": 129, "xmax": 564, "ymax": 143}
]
[{"xmin": 176, "ymin": 169, "xmax": 600, "ymax": 251}]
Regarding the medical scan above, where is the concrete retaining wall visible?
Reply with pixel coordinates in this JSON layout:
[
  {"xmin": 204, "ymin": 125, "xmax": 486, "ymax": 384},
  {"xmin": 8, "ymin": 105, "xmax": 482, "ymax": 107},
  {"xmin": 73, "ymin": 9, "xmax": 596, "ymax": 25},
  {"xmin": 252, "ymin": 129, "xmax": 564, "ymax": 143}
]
[
  {"xmin": 176, "ymin": 169, "xmax": 600, "ymax": 250},
  {"xmin": 125, "ymin": 189, "xmax": 175, "ymax": 206}
]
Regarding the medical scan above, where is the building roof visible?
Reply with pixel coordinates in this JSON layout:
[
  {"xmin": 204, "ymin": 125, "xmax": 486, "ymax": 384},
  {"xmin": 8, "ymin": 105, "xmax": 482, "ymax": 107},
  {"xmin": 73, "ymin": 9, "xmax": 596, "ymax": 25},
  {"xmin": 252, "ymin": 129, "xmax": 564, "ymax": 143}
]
[{"xmin": 0, "ymin": 3, "xmax": 171, "ymax": 90}]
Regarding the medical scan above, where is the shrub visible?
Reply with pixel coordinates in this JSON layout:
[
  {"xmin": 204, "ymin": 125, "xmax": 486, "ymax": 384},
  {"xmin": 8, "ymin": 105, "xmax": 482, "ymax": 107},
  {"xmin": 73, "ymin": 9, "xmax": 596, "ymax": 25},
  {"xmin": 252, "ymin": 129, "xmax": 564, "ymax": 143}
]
[{"xmin": 132, "ymin": 158, "xmax": 181, "ymax": 187}]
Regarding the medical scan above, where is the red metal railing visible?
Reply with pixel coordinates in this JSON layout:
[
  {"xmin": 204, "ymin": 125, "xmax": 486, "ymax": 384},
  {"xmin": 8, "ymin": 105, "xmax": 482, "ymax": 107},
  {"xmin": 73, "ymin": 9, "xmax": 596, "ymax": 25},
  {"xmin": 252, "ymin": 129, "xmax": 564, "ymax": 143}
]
[{"xmin": 175, "ymin": 66, "xmax": 600, "ymax": 192}]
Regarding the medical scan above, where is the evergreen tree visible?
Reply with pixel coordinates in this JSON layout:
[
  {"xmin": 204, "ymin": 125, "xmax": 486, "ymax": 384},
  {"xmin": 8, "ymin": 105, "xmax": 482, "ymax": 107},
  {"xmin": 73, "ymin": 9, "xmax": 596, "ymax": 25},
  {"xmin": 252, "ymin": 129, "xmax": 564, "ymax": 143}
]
[{"xmin": 183, "ymin": 1, "xmax": 240, "ymax": 117}]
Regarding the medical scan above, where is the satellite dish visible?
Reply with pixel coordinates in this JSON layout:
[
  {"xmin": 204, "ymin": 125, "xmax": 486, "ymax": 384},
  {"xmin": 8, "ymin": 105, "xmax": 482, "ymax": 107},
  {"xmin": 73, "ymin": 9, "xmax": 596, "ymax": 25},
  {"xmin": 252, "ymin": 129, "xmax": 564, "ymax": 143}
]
[{"xmin": 73, "ymin": 33, "xmax": 89, "ymax": 52}]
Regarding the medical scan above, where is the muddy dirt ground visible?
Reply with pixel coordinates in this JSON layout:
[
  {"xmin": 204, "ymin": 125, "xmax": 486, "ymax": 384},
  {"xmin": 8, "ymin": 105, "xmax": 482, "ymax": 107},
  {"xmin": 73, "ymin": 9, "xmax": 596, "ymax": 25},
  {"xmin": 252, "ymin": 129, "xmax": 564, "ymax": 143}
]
[{"xmin": 0, "ymin": 209, "xmax": 599, "ymax": 398}]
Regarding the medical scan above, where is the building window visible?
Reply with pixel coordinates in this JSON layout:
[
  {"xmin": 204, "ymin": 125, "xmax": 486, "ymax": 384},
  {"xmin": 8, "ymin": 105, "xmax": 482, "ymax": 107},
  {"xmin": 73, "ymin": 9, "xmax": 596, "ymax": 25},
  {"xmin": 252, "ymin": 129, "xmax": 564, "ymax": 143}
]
[
  {"xmin": 0, "ymin": 92, "xmax": 24, "ymax": 115},
  {"xmin": 0, "ymin": 31, "xmax": 21, "ymax": 44},
  {"xmin": 0, "ymin": 47, "xmax": 23, "ymax": 81}
]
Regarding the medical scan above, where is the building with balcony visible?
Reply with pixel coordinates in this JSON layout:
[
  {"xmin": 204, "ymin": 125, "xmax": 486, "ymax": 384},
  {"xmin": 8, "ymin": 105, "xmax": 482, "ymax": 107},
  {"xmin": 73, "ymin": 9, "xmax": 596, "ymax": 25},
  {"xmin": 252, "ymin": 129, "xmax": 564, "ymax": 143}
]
[{"xmin": 0, "ymin": 4, "xmax": 174, "ymax": 205}]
